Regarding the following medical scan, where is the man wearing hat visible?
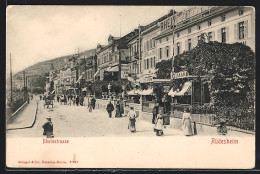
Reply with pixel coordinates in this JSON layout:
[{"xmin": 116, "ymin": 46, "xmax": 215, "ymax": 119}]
[
  {"xmin": 42, "ymin": 116, "xmax": 54, "ymax": 138},
  {"xmin": 106, "ymin": 100, "xmax": 114, "ymax": 118}
]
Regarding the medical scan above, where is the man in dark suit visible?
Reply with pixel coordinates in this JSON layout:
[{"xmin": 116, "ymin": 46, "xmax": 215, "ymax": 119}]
[
  {"xmin": 42, "ymin": 116, "xmax": 54, "ymax": 138},
  {"xmin": 106, "ymin": 100, "xmax": 114, "ymax": 118}
]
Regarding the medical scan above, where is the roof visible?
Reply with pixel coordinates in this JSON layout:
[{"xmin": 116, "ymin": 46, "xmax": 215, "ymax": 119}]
[{"xmin": 154, "ymin": 27, "xmax": 173, "ymax": 40}]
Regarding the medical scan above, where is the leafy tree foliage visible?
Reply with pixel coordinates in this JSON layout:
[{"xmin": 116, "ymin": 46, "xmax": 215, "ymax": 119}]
[
  {"xmin": 173, "ymin": 40, "xmax": 255, "ymax": 110},
  {"xmin": 155, "ymin": 59, "xmax": 173, "ymax": 79}
]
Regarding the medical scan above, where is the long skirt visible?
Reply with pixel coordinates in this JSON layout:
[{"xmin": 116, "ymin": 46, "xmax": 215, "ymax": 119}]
[
  {"xmin": 183, "ymin": 119, "xmax": 193, "ymax": 136},
  {"xmin": 115, "ymin": 109, "xmax": 121, "ymax": 117},
  {"xmin": 128, "ymin": 119, "xmax": 136, "ymax": 132}
]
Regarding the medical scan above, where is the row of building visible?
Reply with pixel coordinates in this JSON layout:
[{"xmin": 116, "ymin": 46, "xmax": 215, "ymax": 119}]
[{"xmin": 46, "ymin": 6, "xmax": 255, "ymax": 98}]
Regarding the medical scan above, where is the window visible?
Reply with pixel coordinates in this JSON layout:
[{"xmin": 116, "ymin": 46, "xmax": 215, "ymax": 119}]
[
  {"xmin": 188, "ymin": 39, "xmax": 191, "ymax": 51},
  {"xmin": 159, "ymin": 39, "xmax": 162, "ymax": 43},
  {"xmin": 208, "ymin": 32, "xmax": 212, "ymax": 41},
  {"xmin": 197, "ymin": 25, "xmax": 201, "ymax": 30},
  {"xmin": 166, "ymin": 46, "xmax": 169, "ymax": 57},
  {"xmin": 239, "ymin": 9, "xmax": 244, "ymax": 16},
  {"xmin": 221, "ymin": 27, "xmax": 226, "ymax": 43},
  {"xmin": 150, "ymin": 58, "xmax": 153, "ymax": 68},
  {"xmin": 177, "ymin": 33, "xmax": 180, "ymax": 38},
  {"xmin": 147, "ymin": 59, "xmax": 149, "ymax": 69},
  {"xmin": 221, "ymin": 15, "xmax": 226, "ymax": 22},
  {"xmin": 177, "ymin": 42, "xmax": 180, "ymax": 55},
  {"xmin": 147, "ymin": 41, "xmax": 149, "ymax": 50},
  {"xmin": 166, "ymin": 37, "xmax": 168, "ymax": 41},
  {"xmin": 159, "ymin": 48, "xmax": 163, "ymax": 59},
  {"xmin": 150, "ymin": 40, "xmax": 152, "ymax": 48},
  {"xmin": 153, "ymin": 57, "xmax": 156, "ymax": 67},
  {"xmin": 188, "ymin": 28, "xmax": 191, "ymax": 33},
  {"xmin": 208, "ymin": 20, "xmax": 212, "ymax": 27},
  {"xmin": 239, "ymin": 21, "xmax": 245, "ymax": 40}
]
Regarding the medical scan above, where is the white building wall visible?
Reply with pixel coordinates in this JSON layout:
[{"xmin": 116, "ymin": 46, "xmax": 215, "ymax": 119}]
[{"xmin": 174, "ymin": 7, "xmax": 255, "ymax": 56}]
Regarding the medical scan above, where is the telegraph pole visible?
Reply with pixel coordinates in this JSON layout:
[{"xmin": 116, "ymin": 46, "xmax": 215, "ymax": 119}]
[
  {"xmin": 10, "ymin": 53, "xmax": 12, "ymax": 102},
  {"xmin": 138, "ymin": 24, "xmax": 141, "ymax": 73}
]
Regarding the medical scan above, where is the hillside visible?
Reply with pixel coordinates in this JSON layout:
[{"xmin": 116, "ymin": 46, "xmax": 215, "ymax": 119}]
[{"xmin": 13, "ymin": 49, "xmax": 96, "ymax": 79}]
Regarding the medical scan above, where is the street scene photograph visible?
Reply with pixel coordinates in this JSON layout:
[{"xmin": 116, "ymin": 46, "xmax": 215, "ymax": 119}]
[{"xmin": 6, "ymin": 5, "xmax": 255, "ymax": 169}]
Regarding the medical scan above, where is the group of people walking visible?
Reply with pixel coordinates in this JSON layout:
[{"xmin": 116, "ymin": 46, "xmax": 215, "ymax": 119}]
[
  {"xmin": 56, "ymin": 94, "xmax": 96, "ymax": 109},
  {"xmin": 106, "ymin": 100, "xmax": 124, "ymax": 118}
]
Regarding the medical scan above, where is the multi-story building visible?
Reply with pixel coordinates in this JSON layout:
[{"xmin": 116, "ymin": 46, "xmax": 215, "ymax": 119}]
[
  {"xmin": 155, "ymin": 12, "xmax": 175, "ymax": 64},
  {"xmin": 85, "ymin": 54, "xmax": 97, "ymax": 82},
  {"xmin": 96, "ymin": 34, "xmax": 132, "ymax": 81},
  {"xmin": 138, "ymin": 10, "xmax": 174, "ymax": 83},
  {"xmin": 126, "ymin": 28, "xmax": 142, "ymax": 79},
  {"xmin": 173, "ymin": 6, "xmax": 255, "ymax": 58}
]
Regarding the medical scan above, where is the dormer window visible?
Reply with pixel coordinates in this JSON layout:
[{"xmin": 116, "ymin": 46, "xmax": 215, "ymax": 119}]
[{"xmin": 239, "ymin": 8, "xmax": 244, "ymax": 16}]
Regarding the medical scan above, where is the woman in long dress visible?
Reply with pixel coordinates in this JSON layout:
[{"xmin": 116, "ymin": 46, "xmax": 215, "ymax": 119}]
[
  {"xmin": 128, "ymin": 107, "xmax": 137, "ymax": 132},
  {"xmin": 154, "ymin": 109, "xmax": 164, "ymax": 136},
  {"xmin": 115, "ymin": 101, "xmax": 121, "ymax": 118},
  {"xmin": 182, "ymin": 108, "xmax": 193, "ymax": 136}
]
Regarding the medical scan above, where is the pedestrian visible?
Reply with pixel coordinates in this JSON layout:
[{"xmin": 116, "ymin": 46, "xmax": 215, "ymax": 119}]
[
  {"xmin": 42, "ymin": 116, "xmax": 54, "ymax": 138},
  {"xmin": 57, "ymin": 95, "xmax": 60, "ymax": 102},
  {"xmin": 115, "ymin": 101, "xmax": 121, "ymax": 118},
  {"xmin": 182, "ymin": 108, "xmax": 193, "ymax": 136},
  {"xmin": 106, "ymin": 100, "xmax": 114, "ymax": 118},
  {"xmin": 154, "ymin": 109, "xmax": 164, "ymax": 136},
  {"xmin": 75, "ymin": 95, "xmax": 79, "ymax": 106},
  {"xmin": 80, "ymin": 95, "xmax": 84, "ymax": 106},
  {"xmin": 152, "ymin": 103, "xmax": 159, "ymax": 124},
  {"xmin": 91, "ymin": 96, "xmax": 96, "ymax": 110},
  {"xmin": 128, "ymin": 106, "xmax": 138, "ymax": 132}
]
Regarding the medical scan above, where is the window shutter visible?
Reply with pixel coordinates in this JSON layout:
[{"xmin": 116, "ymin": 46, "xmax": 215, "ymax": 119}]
[
  {"xmin": 180, "ymin": 42, "xmax": 182, "ymax": 53},
  {"xmin": 185, "ymin": 40, "xmax": 188, "ymax": 51},
  {"xmin": 212, "ymin": 31, "xmax": 215, "ymax": 40},
  {"xmin": 244, "ymin": 20, "xmax": 248, "ymax": 38},
  {"xmin": 217, "ymin": 29, "xmax": 221, "ymax": 42},
  {"xmin": 234, "ymin": 24, "xmax": 237, "ymax": 40},
  {"xmin": 226, "ymin": 26, "xmax": 229, "ymax": 43}
]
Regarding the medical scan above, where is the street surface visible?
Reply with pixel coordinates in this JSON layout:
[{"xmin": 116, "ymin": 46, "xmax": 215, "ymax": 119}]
[
  {"xmin": 7, "ymin": 99, "xmax": 254, "ymax": 138},
  {"xmin": 7, "ymin": 99, "xmax": 183, "ymax": 137}
]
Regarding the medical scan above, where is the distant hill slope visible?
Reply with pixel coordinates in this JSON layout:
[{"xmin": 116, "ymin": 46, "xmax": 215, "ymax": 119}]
[{"xmin": 13, "ymin": 49, "xmax": 96, "ymax": 79}]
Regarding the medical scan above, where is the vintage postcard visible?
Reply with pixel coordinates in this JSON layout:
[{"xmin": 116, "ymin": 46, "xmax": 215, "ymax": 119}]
[{"xmin": 6, "ymin": 5, "xmax": 255, "ymax": 169}]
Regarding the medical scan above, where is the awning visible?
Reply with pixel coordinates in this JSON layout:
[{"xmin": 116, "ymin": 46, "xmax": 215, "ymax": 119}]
[
  {"xmin": 93, "ymin": 70, "xmax": 100, "ymax": 77},
  {"xmin": 106, "ymin": 66, "xmax": 119, "ymax": 72},
  {"xmin": 127, "ymin": 89, "xmax": 141, "ymax": 95},
  {"xmin": 138, "ymin": 88, "xmax": 153, "ymax": 95},
  {"xmin": 82, "ymin": 88, "xmax": 87, "ymax": 91},
  {"xmin": 76, "ymin": 75, "xmax": 83, "ymax": 83},
  {"xmin": 175, "ymin": 81, "xmax": 192, "ymax": 96},
  {"xmin": 168, "ymin": 88, "xmax": 177, "ymax": 97}
]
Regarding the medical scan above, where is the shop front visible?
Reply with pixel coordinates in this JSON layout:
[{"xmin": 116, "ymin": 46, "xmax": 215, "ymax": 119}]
[{"xmin": 169, "ymin": 71, "xmax": 213, "ymax": 124}]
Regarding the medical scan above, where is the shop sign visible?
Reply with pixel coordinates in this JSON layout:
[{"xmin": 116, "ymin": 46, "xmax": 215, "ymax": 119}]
[
  {"xmin": 140, "ymin": 76, "xmax": 153, "ymax": 83},
  {"xmin": 159, "ymin": 15, "xmax": 174, "ymax": 32},
  {"xmin": 121, "ymin": 64, "xmax": 129, "ymax": 79},
  {"xmin": 175, "ymin": 6, "xmax": 212, "ymax": 24},
  {"xmin": 172, "ymin": 71, "xmax": 189, "ymax": 79}
]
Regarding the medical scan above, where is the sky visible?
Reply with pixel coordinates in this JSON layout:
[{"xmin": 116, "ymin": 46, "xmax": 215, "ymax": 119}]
[{"xmin": 6, "ymin": 5, "xmax": 188, "ymax": 76}]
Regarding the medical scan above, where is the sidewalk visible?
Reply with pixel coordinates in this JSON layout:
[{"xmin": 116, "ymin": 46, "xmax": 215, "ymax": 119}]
[{"xmin": 6, "ymin": 99, "xmax": 38, "ymax": 130}]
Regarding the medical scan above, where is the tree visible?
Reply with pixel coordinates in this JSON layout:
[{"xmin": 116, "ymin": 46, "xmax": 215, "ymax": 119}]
[
  {"xmin": 155, "ymin": 59, "xmax": 173, "ymax": 79},
  {"xmin": 173, "ymin": 40, "xmax": 255, "ymax": 113}
]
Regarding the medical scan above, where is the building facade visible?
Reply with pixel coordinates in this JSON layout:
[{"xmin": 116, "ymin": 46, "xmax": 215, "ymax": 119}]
[{"xmin": 173, "ymin": 6, "xmax": 255, "ymax": 58}]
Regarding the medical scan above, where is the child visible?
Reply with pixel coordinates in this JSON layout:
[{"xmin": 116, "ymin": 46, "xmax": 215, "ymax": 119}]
[{"xmin": 154, "ymin": 109, "xmax": 164, "ymax": 136}]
